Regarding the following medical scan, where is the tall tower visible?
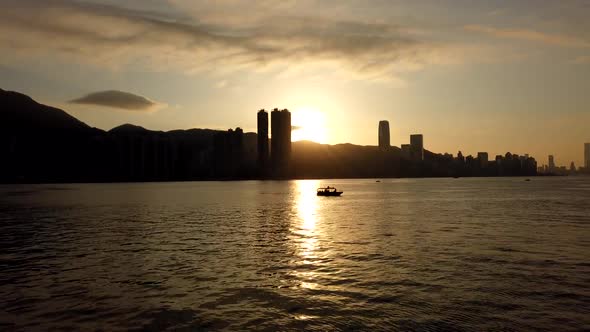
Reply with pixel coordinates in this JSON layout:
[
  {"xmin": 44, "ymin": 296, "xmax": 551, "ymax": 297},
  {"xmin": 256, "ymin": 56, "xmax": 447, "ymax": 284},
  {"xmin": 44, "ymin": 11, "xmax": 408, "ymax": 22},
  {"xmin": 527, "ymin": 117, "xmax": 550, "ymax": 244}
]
[
  {"xmin": 548, "ymin": 155, "xmax": 555, "ymax": 171},
  {"xmin": 282, "ymin": 109, "xmax": 291, "ymax": 159},
  {"xmin": 271, "ymin": 108, "xmax": 291, "ymax": 176},
  {"xmin": 585, "ymin": 143, "xmax": 590, "ymax": 169},
  {"xmin": 257, "ymin": 109, "xmax": 269, "ymax": 171},
  {"xmin": 410, "ymin": 134, "xmax": 424, "ymax": 161},
  {"xmin": 271, "ymin": 108, "xmax": 280, "ymax": 162},
  {"xmin": 378, "ymin": 120, "xmax": 390, "ymax": 150}
]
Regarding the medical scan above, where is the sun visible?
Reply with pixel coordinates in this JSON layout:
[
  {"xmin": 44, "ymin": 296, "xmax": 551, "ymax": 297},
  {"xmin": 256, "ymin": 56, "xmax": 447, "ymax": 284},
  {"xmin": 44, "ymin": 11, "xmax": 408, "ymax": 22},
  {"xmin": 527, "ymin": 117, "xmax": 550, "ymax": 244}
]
[{"xmin": 291, "ymin": 108, "xmax": 328, "ymax": 143}]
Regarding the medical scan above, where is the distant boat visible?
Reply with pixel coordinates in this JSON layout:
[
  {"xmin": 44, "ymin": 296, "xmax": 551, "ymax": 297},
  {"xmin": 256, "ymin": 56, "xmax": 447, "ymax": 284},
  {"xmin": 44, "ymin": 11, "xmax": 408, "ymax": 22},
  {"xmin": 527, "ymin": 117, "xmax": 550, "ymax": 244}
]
[
  {"xmin": 317, "ymin": 186, "xmax": 343, "ymax": 196},
  {"xmin": 525, "ymin": 178, "xmax": 531, "ymax": 181},
  {"xmin": 376, "ymin": 180, "xmax": 381, "ymax": 183}
]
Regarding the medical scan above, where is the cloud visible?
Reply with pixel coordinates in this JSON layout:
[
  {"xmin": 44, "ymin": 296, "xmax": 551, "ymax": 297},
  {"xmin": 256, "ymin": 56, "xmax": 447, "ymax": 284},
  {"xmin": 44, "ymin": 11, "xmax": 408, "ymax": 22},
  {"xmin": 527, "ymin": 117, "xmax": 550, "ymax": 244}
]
[
  {"xmin": 0, "ymin": 0, "xmax": 460, "ymax": 81},
  {"xmin": 465, "ymin": 25, "xmax": 590, "ymax": 48},
  {"xmin": 572, "ymin": 56, "xmax": 590, "ymax": 64},
  {"xmin": 291, "ymin": 125, "xmax": 302, "ymax": 131},
  {"xmin": 70, "ymin": 90, "xmax": 161, "ymax": 111}
]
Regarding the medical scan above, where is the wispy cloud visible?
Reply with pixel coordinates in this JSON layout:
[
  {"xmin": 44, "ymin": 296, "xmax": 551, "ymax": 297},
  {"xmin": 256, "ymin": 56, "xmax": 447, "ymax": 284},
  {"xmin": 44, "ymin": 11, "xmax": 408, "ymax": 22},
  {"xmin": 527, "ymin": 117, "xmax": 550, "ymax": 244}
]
[
  {"xmin": 70, "ymin": 90, "xmax": 162, "ymax": 111},
  {"xmin": 465, "ymin": 25, "xmax": 590, "ymax": 48},
  {"xmin": 0, "ymin": 0, "xmax": 462, "ymax": 81}
]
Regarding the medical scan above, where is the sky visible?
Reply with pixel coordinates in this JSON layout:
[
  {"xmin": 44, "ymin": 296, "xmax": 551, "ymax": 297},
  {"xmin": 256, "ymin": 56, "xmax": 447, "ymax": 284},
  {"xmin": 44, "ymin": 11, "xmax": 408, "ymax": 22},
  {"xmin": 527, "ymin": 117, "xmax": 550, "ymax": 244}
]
[{"xmin": 1, "ymin": 0, "xmax": 589, "ymax": 166}]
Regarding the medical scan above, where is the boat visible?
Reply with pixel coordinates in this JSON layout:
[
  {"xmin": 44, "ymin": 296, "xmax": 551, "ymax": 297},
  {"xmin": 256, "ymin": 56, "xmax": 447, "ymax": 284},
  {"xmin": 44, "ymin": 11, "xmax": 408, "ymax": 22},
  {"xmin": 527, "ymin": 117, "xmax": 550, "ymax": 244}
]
[{"xmin": 317, "ymin": 186, "xmax": 343, "ymax": 196}]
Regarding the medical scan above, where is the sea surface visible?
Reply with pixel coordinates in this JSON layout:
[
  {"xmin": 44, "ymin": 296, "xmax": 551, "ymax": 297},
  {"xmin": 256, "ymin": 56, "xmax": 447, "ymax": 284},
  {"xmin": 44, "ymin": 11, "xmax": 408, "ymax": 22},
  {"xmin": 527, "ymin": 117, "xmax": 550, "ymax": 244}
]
[{"xmin": 1, "ymin": 177, "xmax": 589, "ymax": 331}]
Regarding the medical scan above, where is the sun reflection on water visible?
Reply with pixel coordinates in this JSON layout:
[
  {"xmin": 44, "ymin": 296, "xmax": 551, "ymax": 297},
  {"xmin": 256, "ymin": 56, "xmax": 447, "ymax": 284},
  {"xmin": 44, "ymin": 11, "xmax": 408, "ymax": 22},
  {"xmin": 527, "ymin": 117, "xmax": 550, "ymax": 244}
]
[
  {"xmin": 296, "ymin": 180, "xmax": 319, "ymax": 233},
  {"xmin": 293, "ymin": 180, "xmax": 321, "ymax": 290}
]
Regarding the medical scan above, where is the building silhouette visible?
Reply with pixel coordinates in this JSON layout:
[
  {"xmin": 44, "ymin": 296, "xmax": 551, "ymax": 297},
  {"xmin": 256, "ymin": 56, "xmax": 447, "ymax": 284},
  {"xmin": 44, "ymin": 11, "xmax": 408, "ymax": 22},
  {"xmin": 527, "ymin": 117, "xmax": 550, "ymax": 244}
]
[
  {"xmin": 1, "ymin": 88, "xmax": 545, "ymax": 182},
  {"xmin": 410, "ymin": 134, "xmax": 424, "ymax": 161},
  {"xmin": 477, "ymin": 152, "xmax": 489, "ymax": 168},
  {"xmin": 401, "ymin": 144, "xmax": 410, "ymax": 158},
  {"xmin": 271, "ymin": 108, "xmax": 291, "ymax": 176},
  {"xmin": 213, "ymin": 127, "xmax": 244, "ymax": 177},
  {"xmin": 378, "ymin": 120, "xmax": 390, "ymax": 150},
  {"xmin": 585, "ymin": 143, "xmax": 590, "ymax": 169},
  {"xmin": 548, "ymin": 155, "xmax": 555, "ymax": 172},
  {"xmin": 257, "ymin": 109, "xmax": 269, "ymax": 173},
  {"xmin": 457, "ymin": 151, "xmax": 465, "ymax": 163}
]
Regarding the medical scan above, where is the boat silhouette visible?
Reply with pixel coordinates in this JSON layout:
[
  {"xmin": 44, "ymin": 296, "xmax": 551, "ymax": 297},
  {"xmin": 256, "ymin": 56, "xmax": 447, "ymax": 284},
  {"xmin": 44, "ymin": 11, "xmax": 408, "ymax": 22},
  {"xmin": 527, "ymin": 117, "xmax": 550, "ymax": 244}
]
[{"xmin": 317, "ymin": 186, "xmax": 343, "ymax": 196}]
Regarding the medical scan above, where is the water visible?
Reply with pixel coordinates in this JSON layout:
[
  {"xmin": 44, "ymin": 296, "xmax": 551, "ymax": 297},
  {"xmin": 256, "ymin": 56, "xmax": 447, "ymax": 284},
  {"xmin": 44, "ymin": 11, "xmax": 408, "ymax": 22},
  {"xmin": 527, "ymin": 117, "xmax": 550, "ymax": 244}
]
[{"xmin": 1, "ymin": 177, "xmax": 589, "ymax": 331}]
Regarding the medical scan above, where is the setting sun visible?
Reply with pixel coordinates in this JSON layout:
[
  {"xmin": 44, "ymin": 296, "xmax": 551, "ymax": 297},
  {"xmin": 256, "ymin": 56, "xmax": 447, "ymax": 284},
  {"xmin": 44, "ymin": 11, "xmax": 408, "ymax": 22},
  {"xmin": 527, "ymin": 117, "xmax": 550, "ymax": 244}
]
[{"xmin": 291, "ymin": 108, "xmax": 328, "ymax": 144}]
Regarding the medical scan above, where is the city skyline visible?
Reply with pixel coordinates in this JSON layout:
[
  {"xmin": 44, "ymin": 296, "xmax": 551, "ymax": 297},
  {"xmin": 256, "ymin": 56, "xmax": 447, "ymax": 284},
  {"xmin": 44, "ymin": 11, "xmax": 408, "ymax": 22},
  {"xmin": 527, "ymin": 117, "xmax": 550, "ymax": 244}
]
[
  {"xmin": 1, "ymin": 1, "xmax": 589, "ymax": 165},
  {"xmin": 4, "ymin": 84, "xmax": 589, "ymax": 170}
]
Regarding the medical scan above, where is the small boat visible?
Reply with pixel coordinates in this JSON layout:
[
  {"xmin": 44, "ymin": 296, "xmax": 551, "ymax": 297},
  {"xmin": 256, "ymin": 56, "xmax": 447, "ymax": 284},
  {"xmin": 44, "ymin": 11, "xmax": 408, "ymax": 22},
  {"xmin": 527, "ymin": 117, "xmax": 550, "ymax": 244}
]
[{"xmin": 317, "ymin": 186, "xmax": 343, "ymax": 196}]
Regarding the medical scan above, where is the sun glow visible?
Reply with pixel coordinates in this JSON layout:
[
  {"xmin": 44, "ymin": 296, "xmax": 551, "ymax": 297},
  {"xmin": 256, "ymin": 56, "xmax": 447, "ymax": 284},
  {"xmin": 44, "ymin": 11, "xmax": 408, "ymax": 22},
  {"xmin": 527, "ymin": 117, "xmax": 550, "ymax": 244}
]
[{"xmin": 291, "ymin": 107, "xmax": 327, "ymax": 143}]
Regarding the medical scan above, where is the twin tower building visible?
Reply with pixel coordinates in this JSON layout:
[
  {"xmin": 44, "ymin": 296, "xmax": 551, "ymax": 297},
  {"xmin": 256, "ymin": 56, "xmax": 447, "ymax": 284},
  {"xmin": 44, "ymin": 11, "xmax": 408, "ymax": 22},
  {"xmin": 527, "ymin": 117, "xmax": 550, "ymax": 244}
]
[
  {"xmin": 257, "ymin": 109, "xmax": 291, "ymax": 176},
  {"xmin": 379, "ymin": 120, "xmax": 424, "ymax": 161}
]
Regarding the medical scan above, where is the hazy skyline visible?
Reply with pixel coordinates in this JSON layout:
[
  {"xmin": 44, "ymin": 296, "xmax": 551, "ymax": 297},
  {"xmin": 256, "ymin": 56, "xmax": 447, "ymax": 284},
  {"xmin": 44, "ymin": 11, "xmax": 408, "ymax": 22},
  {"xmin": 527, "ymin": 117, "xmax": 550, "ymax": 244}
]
[{"xmin": 1, "ymin": 0, "xmax": 589, "ymax": 165}]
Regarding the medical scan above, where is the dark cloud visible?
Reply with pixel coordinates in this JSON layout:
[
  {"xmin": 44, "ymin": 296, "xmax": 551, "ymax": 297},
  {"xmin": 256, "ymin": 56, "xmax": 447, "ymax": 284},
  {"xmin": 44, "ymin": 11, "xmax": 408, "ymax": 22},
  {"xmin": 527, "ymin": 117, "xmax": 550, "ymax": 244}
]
[
  {"xmin": 70, "ymin": 90, "xmax": 158, "ymax": 111},
  {"xmin": 291, "ymin": 125, "xmax": 302, "ymax": 131},
  {"xmin": 0, "ymin": 0, "xmax": 454, "ymax": 80}
]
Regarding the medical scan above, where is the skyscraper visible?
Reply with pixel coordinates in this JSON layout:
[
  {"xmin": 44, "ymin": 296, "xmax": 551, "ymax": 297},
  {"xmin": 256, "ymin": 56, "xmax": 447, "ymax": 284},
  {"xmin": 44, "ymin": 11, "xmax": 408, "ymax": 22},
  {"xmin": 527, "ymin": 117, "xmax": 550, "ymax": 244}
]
[
  {"xmin": 271, "ymin": 108, "xmax": 291, "ymax": 176},
  {"xmin": 477, "ymin": 152, "xmax": 489, "ymax": 168},
  {"xmin": 257, "ymin": 109, "xmax": 269, "ymax": 171},
  {"xmin": 378, "ymin": 121, "xmax": 390, "ymax": 150},
  {"xmin": 548, "ymin": 155, "xmax": 555, "ymax": 172},
  {"xmin": 585, "ymin": 143, "xmax": 590, "ymax": 169},
  {"xmin": 410, "ymin": 134, "xmax": 424, "ymax": 161}
]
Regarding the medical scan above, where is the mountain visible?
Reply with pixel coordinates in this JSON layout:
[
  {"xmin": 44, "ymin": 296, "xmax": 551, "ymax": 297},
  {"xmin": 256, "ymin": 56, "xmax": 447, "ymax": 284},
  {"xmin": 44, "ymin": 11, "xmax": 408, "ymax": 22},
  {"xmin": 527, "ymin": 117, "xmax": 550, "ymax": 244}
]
[
  {"xmin": 109, "ymin": 123, "xmax": 153, "ymax": 135},
  {"xmin": 0, "ymin": 88, "xmax": 94, "ymax": 132}
]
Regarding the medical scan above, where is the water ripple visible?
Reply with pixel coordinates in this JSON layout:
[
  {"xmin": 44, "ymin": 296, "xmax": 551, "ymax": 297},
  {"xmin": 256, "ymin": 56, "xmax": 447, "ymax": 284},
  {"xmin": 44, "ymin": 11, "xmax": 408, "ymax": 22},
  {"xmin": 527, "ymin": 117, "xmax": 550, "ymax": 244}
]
[{"xmin": 1, "ymin": 178, "xmax": 589, "ymax": 331}]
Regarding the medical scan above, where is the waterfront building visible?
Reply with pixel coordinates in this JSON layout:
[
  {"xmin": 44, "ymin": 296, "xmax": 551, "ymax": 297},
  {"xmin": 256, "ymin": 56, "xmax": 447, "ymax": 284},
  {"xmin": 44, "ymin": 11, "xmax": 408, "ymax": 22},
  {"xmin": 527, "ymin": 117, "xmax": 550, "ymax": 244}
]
[
  {"xmin": 271, "ymin": 108, "xmax": 291, "ymax": 176},
  {"xmin": 410, "ymin": 134, "xmax": 424, "ymax": 161},
  {"xmin": 257, "ymin": 109, "xmax": 269, "ymax": 171},
  {"xmin": 477, "ymin": 152, "xmax": 489, "ymax": 168},
  {"xmin": 378, "ymin": 121, "xmax": 390, "ymax": 150}
]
